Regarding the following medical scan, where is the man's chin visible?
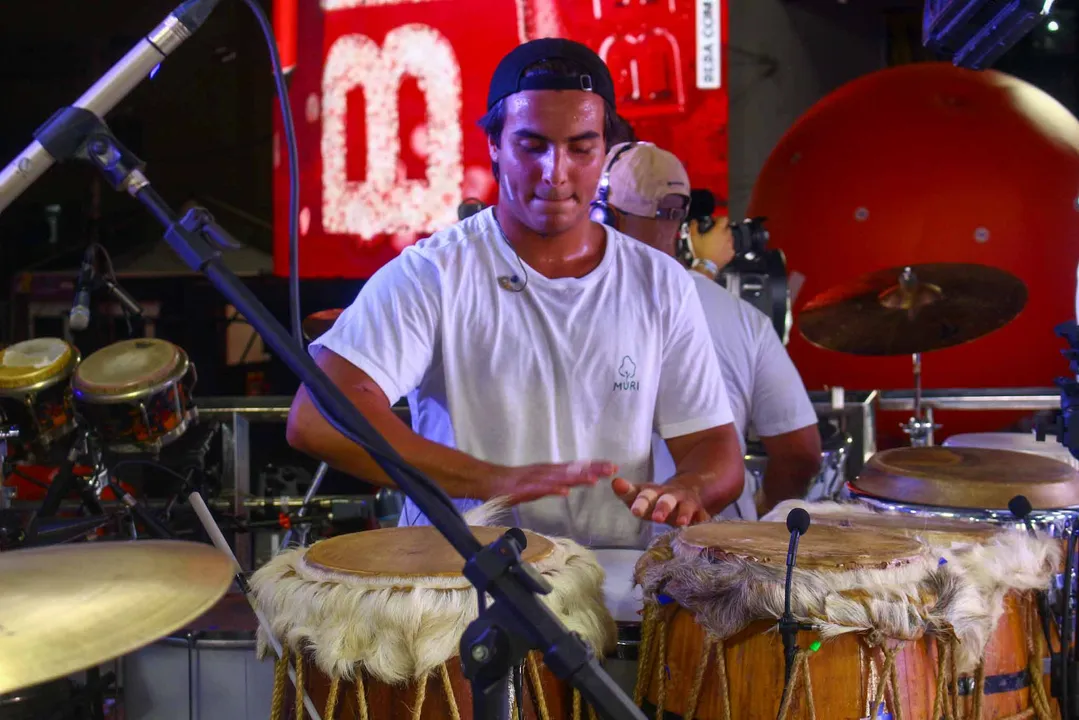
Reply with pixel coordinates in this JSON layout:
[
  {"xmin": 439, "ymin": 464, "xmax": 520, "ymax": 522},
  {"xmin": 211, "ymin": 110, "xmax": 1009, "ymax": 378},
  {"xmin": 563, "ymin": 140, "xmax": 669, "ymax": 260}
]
[{"xmin": 527, "ymin": 210, "xmax": 585, "ymax": 237}]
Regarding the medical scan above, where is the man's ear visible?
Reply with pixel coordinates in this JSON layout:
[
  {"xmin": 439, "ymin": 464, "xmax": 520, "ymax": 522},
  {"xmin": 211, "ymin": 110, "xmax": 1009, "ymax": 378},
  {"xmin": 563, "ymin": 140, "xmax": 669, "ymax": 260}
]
[{"xmin": 487, "ymin": 135, "xmax": 499, "ymax": 164}]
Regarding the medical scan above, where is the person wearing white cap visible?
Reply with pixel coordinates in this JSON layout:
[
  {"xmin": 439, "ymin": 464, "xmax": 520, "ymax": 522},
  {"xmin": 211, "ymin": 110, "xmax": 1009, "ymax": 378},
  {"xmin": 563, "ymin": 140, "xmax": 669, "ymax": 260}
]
[{"xmin": 591, "ymin": 141, "xmax": 822, "ymax": 518}]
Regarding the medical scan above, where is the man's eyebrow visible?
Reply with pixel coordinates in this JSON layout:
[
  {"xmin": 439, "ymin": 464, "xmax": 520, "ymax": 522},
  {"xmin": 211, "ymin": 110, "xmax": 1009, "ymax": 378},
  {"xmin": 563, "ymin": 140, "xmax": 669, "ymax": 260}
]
[{"xmin": 510, "ymin": 129, "xmax": 602, "ymax": 143}]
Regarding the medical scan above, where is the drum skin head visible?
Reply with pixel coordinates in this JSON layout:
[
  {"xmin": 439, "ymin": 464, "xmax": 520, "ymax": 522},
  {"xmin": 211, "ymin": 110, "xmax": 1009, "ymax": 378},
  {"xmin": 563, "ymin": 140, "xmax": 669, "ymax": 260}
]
[
  {"xmin": 73, "ymin": 339, "xmax": 185, "ymax": 396},
  {"xmin": 854, "ymin": 446, "xmax": 1079, "ymax": 510},
  {"xmin": 0, "ymin": 338, "xmax": 76, "ymax": 391},
  {"xmin": 304, "ymin": 526, "xmax": 555, "ymax": 577},
  {"xmin": 678, "ymin": 521, "xmax": 925, "ymax": 571}
]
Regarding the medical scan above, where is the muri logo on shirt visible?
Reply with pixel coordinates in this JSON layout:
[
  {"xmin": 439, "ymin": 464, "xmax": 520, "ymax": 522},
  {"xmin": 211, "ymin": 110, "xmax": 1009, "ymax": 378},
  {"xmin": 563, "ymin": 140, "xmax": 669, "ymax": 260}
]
[{"xmin": 614, "ymin": 355, "xmax": 639, "ymax": 391}]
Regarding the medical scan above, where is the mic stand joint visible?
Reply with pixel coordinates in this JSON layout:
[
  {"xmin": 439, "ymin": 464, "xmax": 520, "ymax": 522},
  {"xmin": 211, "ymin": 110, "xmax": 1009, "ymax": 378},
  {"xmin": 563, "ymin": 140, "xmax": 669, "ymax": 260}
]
[{"xmin": 460, "ymin": 529, "xmax": 555, "ymax": 720}]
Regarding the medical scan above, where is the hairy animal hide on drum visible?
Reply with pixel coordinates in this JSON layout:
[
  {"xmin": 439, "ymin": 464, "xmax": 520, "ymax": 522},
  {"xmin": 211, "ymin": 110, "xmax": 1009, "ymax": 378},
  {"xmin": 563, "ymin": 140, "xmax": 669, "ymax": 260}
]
[
  {"xmin": 635, "ymin": 523, "xmax": 1059, "ymax": 672},
  {"xmin": 250, "ymin": 500, "xmax": 616, "ymax": 684}
]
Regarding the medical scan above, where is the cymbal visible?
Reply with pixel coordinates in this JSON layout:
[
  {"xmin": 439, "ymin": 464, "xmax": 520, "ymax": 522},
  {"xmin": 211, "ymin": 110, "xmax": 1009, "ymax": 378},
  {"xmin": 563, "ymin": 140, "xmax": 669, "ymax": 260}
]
[
  {"xmin": 0, "ymin": 540, "xmax": 234, "ymax": 695},
  {"xmin": 797, "ymin": 263, "xmax": 1026, "ymax": 356},
  {"xmin": 302, "ymin": 308, "xmax": 344, "ymax": 342}
]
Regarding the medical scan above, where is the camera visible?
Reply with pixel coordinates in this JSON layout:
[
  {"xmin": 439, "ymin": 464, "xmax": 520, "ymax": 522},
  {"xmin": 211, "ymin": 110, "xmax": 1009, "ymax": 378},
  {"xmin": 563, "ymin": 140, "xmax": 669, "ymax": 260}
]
[{"xmin": 687, "ymin": 189, "xmax": 770, "ymax": 258}]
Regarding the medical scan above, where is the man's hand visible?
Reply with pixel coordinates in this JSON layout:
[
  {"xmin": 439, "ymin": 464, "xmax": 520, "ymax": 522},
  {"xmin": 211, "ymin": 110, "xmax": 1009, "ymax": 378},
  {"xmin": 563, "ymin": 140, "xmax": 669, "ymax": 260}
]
[
  {"xmin": 612, "ymin": 477, "xmax": 711, "ymax": 527},
  {"xmin": 491, "ymin": 461, "xmax": 617, "ymax": 505},
  {"xmin": 689, "ymin": 217, "xmax": 734, "ymax": 270}
]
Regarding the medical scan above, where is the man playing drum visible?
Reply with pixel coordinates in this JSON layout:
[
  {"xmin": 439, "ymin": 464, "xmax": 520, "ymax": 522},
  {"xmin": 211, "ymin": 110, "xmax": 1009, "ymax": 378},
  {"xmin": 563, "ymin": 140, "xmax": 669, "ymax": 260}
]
[
  {"xmin": 589, "ymin": 141, "xmax": 821, "ymax": 518},
  {"xmin": 287, "ymin": 39, "xmax": 744, "ymax": 547}
]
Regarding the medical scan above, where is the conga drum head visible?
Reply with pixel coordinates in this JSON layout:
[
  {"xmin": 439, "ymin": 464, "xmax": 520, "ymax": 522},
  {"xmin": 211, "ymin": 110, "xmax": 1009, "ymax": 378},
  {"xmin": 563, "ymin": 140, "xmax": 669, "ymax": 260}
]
[
  {"xmin": 676, "ymin": 520, "xmax": 925, "ymax": 571},
  {"xmin": 0, "ymin": 338, "xmax": 78, "ymax": 395},
  {"xmin": 304, "ymin": 525, "xmax": 555, "ymax": 580},
  {"xmin": 73, "ymin": 339, "xmax": 188, "ymax": 403},
  {"xmin": 252, "ymin": 526, "xmax": 616, "ymax": 719},
  {"xmin": 854, "ymin": 446, "xmax": 1079, "ymax": 510},
  {"xmin": 761, "ymin": 499, "xmax": 1002, "ymax": 547}
]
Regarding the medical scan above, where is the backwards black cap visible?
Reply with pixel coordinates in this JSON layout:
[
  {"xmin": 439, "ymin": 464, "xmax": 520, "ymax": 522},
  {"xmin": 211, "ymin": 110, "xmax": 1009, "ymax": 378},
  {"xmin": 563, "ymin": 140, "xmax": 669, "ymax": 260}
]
[{"xmin": 486, "ymin": 38, "xmax": 616, "ymax": 111}]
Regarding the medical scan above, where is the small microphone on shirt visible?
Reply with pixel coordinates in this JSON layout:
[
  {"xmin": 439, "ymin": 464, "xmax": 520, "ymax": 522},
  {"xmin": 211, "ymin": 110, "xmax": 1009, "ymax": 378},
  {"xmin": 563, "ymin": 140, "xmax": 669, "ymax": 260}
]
[{"xmin": 498, "ymin": 274, "xmax": 526, "ymax": 292}]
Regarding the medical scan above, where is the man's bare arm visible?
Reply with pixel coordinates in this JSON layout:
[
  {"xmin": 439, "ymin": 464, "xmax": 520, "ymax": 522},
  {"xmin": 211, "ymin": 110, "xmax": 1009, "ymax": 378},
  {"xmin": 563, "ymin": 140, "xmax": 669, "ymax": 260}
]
[
  {"xmin": 755, "ymin": 425, "xmax": 822, "ymax": 515},
  {"xmin": 613, "ymin": 423, "xmax": 744, "ymax": 526},
  {"xmin": 287, "ymin": 347, "xmax": 613, "ymax": 503}
]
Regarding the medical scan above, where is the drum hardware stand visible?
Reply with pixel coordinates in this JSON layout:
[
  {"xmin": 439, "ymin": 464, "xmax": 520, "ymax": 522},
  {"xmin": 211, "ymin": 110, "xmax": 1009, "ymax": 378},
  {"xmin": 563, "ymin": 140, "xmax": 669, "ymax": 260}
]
[
  {"xmin": 185, "ymin": 490, "xmax": 324, "ymax": 720},
  {"xmin": 900, "ymin": 353, "xmax": 940, "ymax": 447},
  {"xmin": 0, "ymin": 60, "xmax": 646, "ymax": 719},
  {"xmin": 278, "ymin": 460, "xmax": 328, "ymax": 550},
  {"xmin": 778, "ymin": 507, "xmax": 813, "ymax": 713}
]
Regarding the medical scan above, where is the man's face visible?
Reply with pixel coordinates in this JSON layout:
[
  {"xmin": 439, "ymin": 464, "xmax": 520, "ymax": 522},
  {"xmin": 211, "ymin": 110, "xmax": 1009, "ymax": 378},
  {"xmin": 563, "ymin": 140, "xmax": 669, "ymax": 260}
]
[
  {"xmin": 489, "ymin": 90, "xmax": 607, "ymax": 236},
  {"xmin": 614, "ymin": 194, "xmax": 688, "ymax": 256}
]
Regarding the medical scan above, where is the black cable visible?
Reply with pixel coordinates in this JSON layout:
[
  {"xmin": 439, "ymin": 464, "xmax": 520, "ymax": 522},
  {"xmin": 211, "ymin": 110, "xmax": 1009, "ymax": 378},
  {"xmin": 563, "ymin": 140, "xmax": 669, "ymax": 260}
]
[
  {"xmin": 238, "ymin": 0, "xmax": 302, "ymax": 349},
  {"xmin": 9, "ymin": 467, "xmax": 50, "ymax": 491}
]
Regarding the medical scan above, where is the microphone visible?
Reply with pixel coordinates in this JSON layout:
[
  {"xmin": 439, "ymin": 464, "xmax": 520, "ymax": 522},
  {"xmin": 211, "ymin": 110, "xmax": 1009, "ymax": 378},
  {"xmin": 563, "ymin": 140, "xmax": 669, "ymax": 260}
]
[
  {"xmin": 69, "ymin": 245, "xmax": 97, "ymax": 332},
  {"xmin": 1008, "ymin": 494, "xmax": 1036, "ymax": 537},
  {"xmin": 0, "ymin": 0, "xmax": 225, "ymax": 214},
  {"xmin": 780, "ymin": 508, "xmax": 811, "ymax": 691},
  {"xmin": 458, "ymin": 197, "xmax": 486, "ymax": 221}
]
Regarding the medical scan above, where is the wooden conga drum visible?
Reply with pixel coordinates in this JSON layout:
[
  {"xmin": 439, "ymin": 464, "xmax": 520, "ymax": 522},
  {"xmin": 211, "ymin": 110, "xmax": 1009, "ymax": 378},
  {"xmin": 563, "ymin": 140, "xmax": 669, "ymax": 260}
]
[
  {"xmin": 251, "ymin": 526, "xmax": 616, "ymax": 719},
  {"xmin": 849, "ymin": 446, "xmax": 1079, "ymax": 536},
  {"xmin": 634, "ymin": 521, "xmax": 1061, "ymax": 719}
]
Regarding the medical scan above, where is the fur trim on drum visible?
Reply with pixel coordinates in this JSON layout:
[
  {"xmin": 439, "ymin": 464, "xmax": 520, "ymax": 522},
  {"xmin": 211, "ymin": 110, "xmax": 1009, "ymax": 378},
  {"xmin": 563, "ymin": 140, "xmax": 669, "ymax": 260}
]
[
  {"xmin": 250, "ymin": 499, "xmax": 617, "ymax": 685},
  {"xmin": 635, "ymin": 522, "xmax": 1059, "ymax": 673}
]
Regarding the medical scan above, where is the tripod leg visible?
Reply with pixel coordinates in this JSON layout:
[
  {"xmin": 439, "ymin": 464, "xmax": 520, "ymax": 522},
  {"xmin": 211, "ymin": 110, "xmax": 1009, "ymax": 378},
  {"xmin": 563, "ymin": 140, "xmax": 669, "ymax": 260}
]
[{"xmin": 279, "ymin": 461, "xmax": 328, "ymax": 550}]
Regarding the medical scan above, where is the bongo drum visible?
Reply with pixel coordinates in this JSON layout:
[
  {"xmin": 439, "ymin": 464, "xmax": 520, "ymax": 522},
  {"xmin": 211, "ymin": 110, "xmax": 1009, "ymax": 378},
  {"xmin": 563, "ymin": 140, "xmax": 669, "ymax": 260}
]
[
  {"xmin": 251, "ymin": 526, "xmax": 616, "ymax": 719},
  {"xmin": 72, "ymin": 339, "xmax": 197, "ymax": 453},
  {"xmin": 634, "ymin": 521, "xmax": 1060, "ymax": 720},
  {"xmin": 0, "ymin": 338, "xmax": 79, "ymax": 451},
  {"xmin": 849, "ymin": 446, "xmax": 1079, "ymax": 536}
]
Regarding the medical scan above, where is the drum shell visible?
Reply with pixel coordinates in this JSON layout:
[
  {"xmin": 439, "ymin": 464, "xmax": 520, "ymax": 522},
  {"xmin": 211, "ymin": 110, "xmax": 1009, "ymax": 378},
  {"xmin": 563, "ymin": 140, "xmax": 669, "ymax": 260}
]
[
  {"xmin": 122, "ymin": 593, "xmax": 274, "ymax": 720},
  {"xmin": 73, "ymin": 352, "xmax": 197, "ymax": 454},
  {"xmin": 299, "ymin": 653, "xmax": 578, "ymax": 719},
  {"xmin": 0, "ymin": 364, "xmax": 78, "ymax": 452},
  {"xmin": 640, "ymin": 593, "xmax": 1049, "ymax": 719}
]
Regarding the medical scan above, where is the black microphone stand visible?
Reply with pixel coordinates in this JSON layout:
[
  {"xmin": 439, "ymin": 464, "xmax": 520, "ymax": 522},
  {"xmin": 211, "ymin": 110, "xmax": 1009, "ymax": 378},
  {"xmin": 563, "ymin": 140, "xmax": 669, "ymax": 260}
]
[
  {"xmin": 778, "ymin": 508, "xmax": 813, "ymax": 716},
  {"xmin": 1037, "ymin": 320, "xmax": 1079, "ymax": 719},
  {"xmin": 19, "ymin": 108, "xmax": 643, "ymax": 720}
]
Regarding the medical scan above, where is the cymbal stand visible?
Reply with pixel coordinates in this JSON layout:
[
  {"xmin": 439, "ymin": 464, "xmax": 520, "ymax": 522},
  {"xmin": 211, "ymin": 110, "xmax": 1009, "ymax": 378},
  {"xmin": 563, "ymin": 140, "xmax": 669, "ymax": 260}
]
[
  {"xmin": 278, "ymin": 461, "xmax": 328, "ymax": 551},
  {"xmin": 901, "ymin": 352, "xmax": 939, "ymax": 446}
]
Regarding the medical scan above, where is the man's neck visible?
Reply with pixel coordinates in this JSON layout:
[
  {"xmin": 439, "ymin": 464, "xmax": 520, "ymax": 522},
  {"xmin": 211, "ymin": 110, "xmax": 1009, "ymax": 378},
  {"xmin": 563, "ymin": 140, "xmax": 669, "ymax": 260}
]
[{"xmin": 495, "ymin": 205, "xmax": 607, "ymax": 280}]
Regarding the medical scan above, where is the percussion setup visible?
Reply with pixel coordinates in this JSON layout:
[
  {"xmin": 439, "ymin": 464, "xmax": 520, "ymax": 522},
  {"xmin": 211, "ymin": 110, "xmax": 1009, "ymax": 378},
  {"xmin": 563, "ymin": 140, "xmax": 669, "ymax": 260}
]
[{"xmin": 6, "ymin": 259, "xmax": 1079, "ymax": 720}]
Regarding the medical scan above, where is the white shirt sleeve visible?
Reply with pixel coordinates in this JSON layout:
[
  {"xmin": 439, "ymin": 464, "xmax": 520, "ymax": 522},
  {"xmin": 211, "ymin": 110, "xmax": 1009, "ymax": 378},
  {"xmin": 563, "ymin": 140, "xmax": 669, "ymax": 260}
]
[
  {"xmin": 749, "ymin": 318, "xmax": 819, "ymax": 438},
  {"xmin": 654, "ymin": 281, "xmax": 735, "ymax": 438},
  {"xmin": 309, "ymin": 248, "xmax": 441, "ymax": 405}
]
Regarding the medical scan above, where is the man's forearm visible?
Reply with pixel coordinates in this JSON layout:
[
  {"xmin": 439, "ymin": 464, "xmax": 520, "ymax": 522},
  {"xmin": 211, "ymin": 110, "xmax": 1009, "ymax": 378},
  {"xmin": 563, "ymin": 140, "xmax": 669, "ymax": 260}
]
[
  {"xmin": 287, "ymin": 385, "xmax": 499, "ymax": 499},
  {"xmin": 670, "ymin": 434, "xmax": 745, "ymax": 514},
  {"xmin": 760, "ymin": 457, "xmax": 820, "ymax": 511}
]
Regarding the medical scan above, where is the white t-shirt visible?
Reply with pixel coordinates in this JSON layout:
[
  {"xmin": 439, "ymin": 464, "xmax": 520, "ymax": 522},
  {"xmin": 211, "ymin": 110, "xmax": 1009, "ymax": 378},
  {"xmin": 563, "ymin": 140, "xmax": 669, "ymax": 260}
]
[
  {"xmin": 311, "ymin": 208, "xmax": 734, "ymax": 547},
  {"xmin": 653, "ymin": 272, "xmax": 818, "ymax": 520}
]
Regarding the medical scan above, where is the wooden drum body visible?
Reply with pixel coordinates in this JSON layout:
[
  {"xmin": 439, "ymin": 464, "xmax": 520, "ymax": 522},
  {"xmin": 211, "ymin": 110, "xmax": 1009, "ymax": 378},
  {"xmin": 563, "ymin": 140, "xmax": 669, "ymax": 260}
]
[
  {"xmin": 635, "ymin": 521, "xmax": 1061, "ymax": 720},
  {"xmin": 72, "ymin": 339, "xmax": 197, "ymax": 454},
  {"xmin": 251, "ymin": 526, "xmax": 617, "ymax": 719},
  {"xmin": 0, "ymin": 338, "xmax": 80, "ymax": 451}
]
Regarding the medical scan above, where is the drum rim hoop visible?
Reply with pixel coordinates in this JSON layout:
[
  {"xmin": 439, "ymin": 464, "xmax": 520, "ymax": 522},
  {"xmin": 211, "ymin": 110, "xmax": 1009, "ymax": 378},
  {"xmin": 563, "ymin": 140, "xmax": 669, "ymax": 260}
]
[
  {"xmin": 0, "ymin": 347, "xmax": 79, "ymax": 394},
  {"xmin": 73, "ymin": 352, "xmax": 189, "ymax": 403},
  {"xmin": 848, "ymin": 483, "xmax": 1078, "ymax": 529}
]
